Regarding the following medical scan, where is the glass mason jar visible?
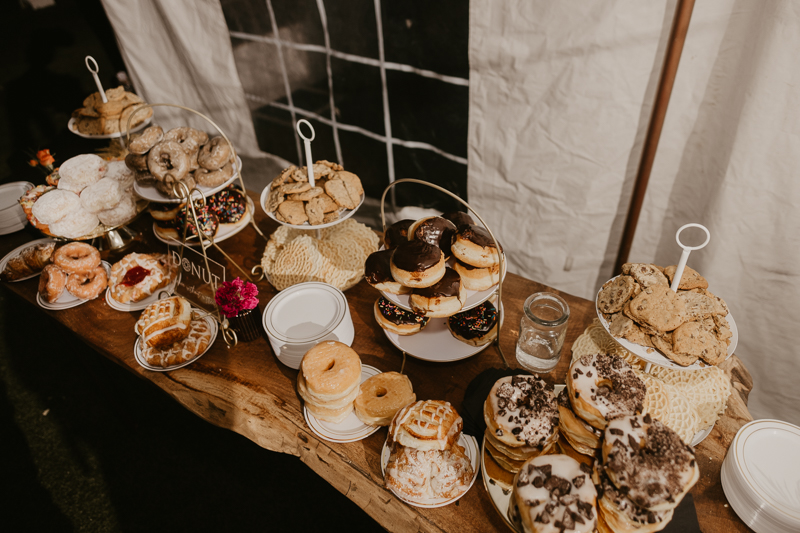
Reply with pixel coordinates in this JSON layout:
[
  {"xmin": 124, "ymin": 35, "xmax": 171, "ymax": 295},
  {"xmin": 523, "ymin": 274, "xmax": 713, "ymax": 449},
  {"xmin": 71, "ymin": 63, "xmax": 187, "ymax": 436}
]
[{"xmin": 515, "ymin": 292, "xmax": 569, "ymax": 373}]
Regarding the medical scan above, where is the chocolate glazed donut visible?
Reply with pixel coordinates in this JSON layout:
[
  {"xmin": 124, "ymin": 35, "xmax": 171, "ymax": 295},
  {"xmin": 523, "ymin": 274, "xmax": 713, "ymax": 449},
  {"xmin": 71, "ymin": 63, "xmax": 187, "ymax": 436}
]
[
  {"xmin": 408, "ymin": 216, "xmax": 457, "ymax": 258},
  {"xmin": 374, "ymin": 296, "xmax": 429, "ymax": 335},
  {"xmin": 409, "ymin": 267, "xmax": 465, "ymax": 317},
  {"xmin": 389, "ymin": 240, "xmax": 445, "ymax": 288},
  {"xmin": 447, "ymin": 300, "xmax": 498, "ymax": 346},
  {"xmin": 364, "ymin": 250, "xmax": 410, "ymax": 295},
  {"xmin": 383, "ymin": 219, "xmax": 414, "ymax": 250},
  {"xmin": 451, "ymin": 224, "xmax": 502, "ymax": 268}
]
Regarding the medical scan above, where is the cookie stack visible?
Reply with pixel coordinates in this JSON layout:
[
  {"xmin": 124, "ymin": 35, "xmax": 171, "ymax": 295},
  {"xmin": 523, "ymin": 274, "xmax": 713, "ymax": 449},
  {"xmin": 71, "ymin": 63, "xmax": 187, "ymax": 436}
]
[
  {"xmin": 598, "ymin": 263, "xmax": 731, "ymax": 367},
  {"xmin": 72, "ymin": 86, "xmax": 152, "ymax": 135},
  {"xmin": 266, "ymin": 161, "xmax": 363, "ymax": 225},
  {"xmin": 296, "ymin": 341, "xmax": 362, "ymax": 423}
]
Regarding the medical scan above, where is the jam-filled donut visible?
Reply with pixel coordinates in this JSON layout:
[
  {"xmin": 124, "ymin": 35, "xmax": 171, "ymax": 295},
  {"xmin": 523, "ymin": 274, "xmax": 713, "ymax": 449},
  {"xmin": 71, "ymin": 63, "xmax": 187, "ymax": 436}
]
[
  {"xmin": 566, "ymin": 353, "xmax": 646, "ymax": 430},
  {"xmin": 408, "ymin": 267, "xmax": 465, "ymax": 317},
  {"xmin": 408, "ymin": 216, "xmax": 456, "ymax": 258},
  {"xmin": 38, "ymin": 264, "xmax": 67, "ymax": 303},
  {"xmin": 53, "ymin": 242, "xmax": 101, "ymax": 275},
  {"xmin": 593, "ymin": 464, "xmax": 674, "ymax": 533},
  {"xmin": 153, "ymin": 203, "xmax": 219, "ymax": 242},
  {"xmin": 383, "ymin": 219, "xmax": 414, "ymax": 250},
  {"xmin": 207, "ymin": 186, "xmax": 247, "ymax": 226},
  {"xmin": 147, "ymin": 140, "xmax": 190, "ymax": 182},
  {"xmin": 442, "ymin": 210, "xmax": 474, "ymax": 229},
  {"xmin": 556, "ymin": 388, "xmax": 603, "ymax": 457},
  {"xmin": 365, "ymin": 250, "xmax": 410, "ymax": 295},
  {"xmin": 447, "ymin": 299, "xmax": 498, "ymax": 346},
  {"xmin": 65, "ymin": 265, "xmax": 107, "ymax": 300},
  {"xmin": 453, "ymin": 258, "xmax": 503, "ymax": 291},
  {"xmin": 451, "ymin": 224, "xmax": 502, "ymax": 268},
  {"xmin": 374, "ymin": 297, "xmax": 429, "ymax": 335},
  {"xmin": 390, "ymin": 240, "xmax": 445, "ymax": 288},
  {"xmin": 354, "ymin": 371, "xmax": 416, "ymax": 427},
  {"xmin": 509, "ymin": 454, "xmax": 598, "ymax": 533},
  {"xmin": 602, "ymin": 414, "xmax": 699, "ymax": 512}
]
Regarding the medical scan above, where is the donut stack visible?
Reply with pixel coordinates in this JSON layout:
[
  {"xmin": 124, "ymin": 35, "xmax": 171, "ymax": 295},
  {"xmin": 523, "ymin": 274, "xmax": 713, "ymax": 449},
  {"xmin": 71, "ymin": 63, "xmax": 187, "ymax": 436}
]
[
  {"xmin": 126, "ymin": 126, "xmax": 236, "ymax": 199},
  {"xmin": 297, "ymin": 341, "xmax": 362, "ymax": 423},
  {"xmin": 594, "ymin": 414, "xmax": 699, "ymax": 533},
  {"xmin": 25, "ymin": 155, "xmax": 138, "ymax": 238},
  {"xmin": 559, "ymin": 353, "xmax": 647, "ymax": 459},
  {"xmin": 384, "ymin": 400, "xmax": 474, "ymax": 503},
  {"xmin": 483, "ymin": 375, "xmax": 560, "ymax": 491},
  {"xmin": 151, "ymin": 185, "xmax": 248, "ymax": 242},
  {"xmin": 38, "ymin": 242, "xmax": 107, "ymax": 303},
  {"xmin": 135, "ymin": 296, "xmax": 212, "ymax": 368}
]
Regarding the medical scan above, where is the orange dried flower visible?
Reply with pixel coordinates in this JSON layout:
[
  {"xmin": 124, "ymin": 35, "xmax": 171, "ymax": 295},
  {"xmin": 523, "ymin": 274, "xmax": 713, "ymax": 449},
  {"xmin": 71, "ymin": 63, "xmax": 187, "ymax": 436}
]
[
  {"xmin": 37, "ymin": 149, "xmax": 55, "ymax": 167},
  {"xmin": 28, "ymin": 159, "xmax": 38, "ymax": 167}
]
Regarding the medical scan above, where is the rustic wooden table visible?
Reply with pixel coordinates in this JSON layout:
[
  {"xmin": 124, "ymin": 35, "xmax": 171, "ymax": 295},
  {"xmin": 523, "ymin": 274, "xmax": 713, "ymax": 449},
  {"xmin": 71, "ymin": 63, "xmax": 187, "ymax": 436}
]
[{"xmin": 0, "ymin": 192, "xmax": 754, "ymax": 532}]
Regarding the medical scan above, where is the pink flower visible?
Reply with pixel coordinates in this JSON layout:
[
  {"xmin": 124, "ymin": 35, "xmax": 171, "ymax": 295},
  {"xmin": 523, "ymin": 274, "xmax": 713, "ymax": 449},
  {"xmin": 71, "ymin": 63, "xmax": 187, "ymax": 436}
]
[{"xmin": 215, "ymin": 277, "xmax": 259, "ymax": 318}]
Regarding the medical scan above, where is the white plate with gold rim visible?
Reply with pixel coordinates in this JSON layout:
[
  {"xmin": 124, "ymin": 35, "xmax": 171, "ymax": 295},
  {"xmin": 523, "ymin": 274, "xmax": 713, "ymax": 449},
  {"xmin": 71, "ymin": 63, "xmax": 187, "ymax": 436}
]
[
  {"xmin": 36, "ymin": 261, "xmax": 111, "ymax": 310},
  {"xmin": 68, "ymin": 115, "xmax": 152, "ymax": 140},
  {"xmin": 133, "ymin": 313, "xmax": 218, "ymax": 372},
  {"xmin": 260, "ymin": 186, "xmax": 364, "ymax": 230},
  {"xmin": 0, "ymin": 237, "xmax": 56, "ymax": 282},
  {"xmin": 303, "ymin": 364, "xmax": 382, "ymax": 443}
]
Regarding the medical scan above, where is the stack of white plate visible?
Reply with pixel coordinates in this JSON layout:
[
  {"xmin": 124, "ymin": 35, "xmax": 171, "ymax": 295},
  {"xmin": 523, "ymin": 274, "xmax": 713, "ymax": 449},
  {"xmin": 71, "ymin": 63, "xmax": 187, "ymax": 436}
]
[
  {"xmin": 721, "ymin": 419, "xmax": 800, "ymax": 533},
  {"xmin": 0, "ymin": 182, "xmax": 32, "ymax": 235}
]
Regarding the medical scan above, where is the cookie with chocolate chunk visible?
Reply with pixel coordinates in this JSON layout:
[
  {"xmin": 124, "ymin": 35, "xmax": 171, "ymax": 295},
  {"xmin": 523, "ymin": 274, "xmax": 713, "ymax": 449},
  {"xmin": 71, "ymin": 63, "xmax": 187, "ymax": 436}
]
[
  {"xmin": 609, "ymin": 313, "xmax": 651, "ymax": 347},
  {"xmin": 628, "ymin": 263, "xmax": 669, "ymax": 289},
  {"xmin": 651, "ymin": 332, "xmax": 698, "ymax": 367},
  {"xmin": 598, "ymin": 275, "xmax": 636, "ymax": 314},
  {"xmin": 629, "ymin": 285, "xmax": 686, "ymax": 332},
  {"xmin": 664, "ymin": 264, "xmax": 708, "ymax": 290},
  {"xmin": 673, "ymin": 321, "xmax": 720, "ymax": 360}
]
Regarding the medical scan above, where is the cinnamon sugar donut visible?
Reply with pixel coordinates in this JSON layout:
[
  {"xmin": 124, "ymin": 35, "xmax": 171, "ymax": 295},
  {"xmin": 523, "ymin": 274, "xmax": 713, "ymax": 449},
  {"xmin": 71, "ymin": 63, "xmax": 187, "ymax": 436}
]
[
  {"xmin": 566, "ymin": 353, "xmax": 646, "ymax": 430},
  {"xmin": 38, "ymin": 264, "xmax": 67, "ymax": 303},
  {"xmin": 53, "ymin": 242, "xmax": 101, "ymax": 275},
  {"xmin": 354, "ymin": 372, "xmax": 415, "ymax": 427},
  {"xmin": 300, "ymin": 341, "xmax": 361, "ymax": 402},
  {"xmin": 65, "ymin": 265, "xmax": 107, "ymax": 300},
  {"xmin": 602, "ymin": 414, "xmax": 699, "ymax": 512}
]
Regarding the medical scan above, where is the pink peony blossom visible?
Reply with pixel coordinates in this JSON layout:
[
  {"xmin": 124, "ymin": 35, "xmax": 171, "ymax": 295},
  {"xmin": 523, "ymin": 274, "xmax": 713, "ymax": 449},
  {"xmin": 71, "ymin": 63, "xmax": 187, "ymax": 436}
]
[{"xmin": 215, "ymin": 277, "xmax": 259, "ymax": 318}]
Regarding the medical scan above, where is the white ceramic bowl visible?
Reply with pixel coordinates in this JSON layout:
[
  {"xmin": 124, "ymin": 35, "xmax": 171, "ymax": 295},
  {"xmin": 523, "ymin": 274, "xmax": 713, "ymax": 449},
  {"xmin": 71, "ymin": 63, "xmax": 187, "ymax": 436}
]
[
  {"xmin": 262, "ymin": 282, "xmax": 355, "ymax": 369},
  {"xmin": 721, "ymin": 419, "xmax": 800, "ymax": 533}
]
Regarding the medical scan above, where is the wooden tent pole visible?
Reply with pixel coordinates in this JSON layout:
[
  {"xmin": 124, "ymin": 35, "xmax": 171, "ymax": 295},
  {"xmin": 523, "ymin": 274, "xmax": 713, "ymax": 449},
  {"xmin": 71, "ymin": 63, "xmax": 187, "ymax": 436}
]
[{"xmin": 614, "ymin": 0, "xmax": 696, "ymax": 273}]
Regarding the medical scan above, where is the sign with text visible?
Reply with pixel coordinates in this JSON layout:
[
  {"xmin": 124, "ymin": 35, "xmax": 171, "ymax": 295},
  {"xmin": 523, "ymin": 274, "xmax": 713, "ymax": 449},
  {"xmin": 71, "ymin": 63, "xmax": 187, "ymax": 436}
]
[{"xmin": 167, "ymin": 241, "xmax": 225, "ymax": 312}]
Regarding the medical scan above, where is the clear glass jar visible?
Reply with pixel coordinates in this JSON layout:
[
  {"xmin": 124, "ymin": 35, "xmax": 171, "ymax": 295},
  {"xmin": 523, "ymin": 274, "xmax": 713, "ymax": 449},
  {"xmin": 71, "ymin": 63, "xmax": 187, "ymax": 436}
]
[{"xmin": 515, "ymin": 292, "xmax": 569, "ymax": 373}]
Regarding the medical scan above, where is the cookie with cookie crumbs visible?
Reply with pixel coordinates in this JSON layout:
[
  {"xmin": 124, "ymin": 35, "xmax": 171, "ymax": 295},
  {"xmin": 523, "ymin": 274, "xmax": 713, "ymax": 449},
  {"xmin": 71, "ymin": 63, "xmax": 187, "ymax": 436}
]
[
  {"xmin": 629, "ymin": 284, "xmax": 686, "ymax": 332},
  {"xmin": 664, "ymin": 264, "xmax": 708, "ymax": 290},
  {"xmin": 598, "ymin": 275, "xmax": 636, "ymax": 313}
]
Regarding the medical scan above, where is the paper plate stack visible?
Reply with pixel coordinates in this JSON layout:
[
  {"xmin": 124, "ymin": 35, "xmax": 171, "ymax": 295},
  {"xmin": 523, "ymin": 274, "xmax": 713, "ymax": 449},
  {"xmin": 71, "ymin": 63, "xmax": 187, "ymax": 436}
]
[
  {"xmin": 0, "ymin": 182, "xmax": 32, "ymax": 235},
  {"xmin": 721, "ymin": 419, "xmax": 800, "ymax": 533}
]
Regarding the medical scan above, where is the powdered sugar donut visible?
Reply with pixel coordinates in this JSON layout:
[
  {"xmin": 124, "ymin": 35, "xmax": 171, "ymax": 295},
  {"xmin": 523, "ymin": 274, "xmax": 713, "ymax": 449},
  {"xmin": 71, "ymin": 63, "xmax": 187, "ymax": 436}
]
[
  {"xmin": 104, "ymin": 160, "xmax": 135, "ymax": 189},
  {"xmin": 49, "ymin": 209, "xmax": 99, "ymax": 239},
  {"xmin": 80, "ymin": 177, "xmax": 122, "ymax": 214},
  {"xmin": 98, "ymin": 195, "xmax": 137, "ymax": 226},
  {"xmin": 31, "ymin": 190, "xmax": 81, "ymax": 225},
  {"xmin": 57, "ymin": 154, "xmax": 107, "ymax": 193}
]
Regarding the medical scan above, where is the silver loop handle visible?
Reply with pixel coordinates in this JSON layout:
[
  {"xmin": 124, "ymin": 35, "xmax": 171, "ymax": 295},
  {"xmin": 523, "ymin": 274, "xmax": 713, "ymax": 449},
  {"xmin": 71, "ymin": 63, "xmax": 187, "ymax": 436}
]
[{"xmin": 670, "ymin": 223, "xmax": 711, "ymax": 292}]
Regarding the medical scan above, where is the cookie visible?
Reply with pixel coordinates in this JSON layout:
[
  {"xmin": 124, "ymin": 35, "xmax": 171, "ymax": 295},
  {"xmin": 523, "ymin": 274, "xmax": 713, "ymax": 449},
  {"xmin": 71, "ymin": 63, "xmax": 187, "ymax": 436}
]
[
  {"xmin": 271, "ymin": 166, "xmax": 296, "ymax": 189},
  {"xmin": 609, "ymin": 313, "xmax": 651, "ymax": 347},
  {"xmin": 664, "ymin": 264, "xmax": 708, "ymax": 290},
  {"xmin": 323, "ymin": 211, "xmax": 340, "ymax": 224},
  {"xmin": 712, "ymin": 314, "xmax": 732, "ymax": 344},
  {"xmin": 337, "ymin": 170, "xmax": 364, "ymax": 201},
  {"xmin": 651, "ymin": 333, "xmax": 698, "ymax": 367},
  {"xmin": 702, "ymin": 289, "xmax": 729, "ymax": 315},
  {"xmin": 598, "ymin": 275, "xmax": 636, "ymax": 313},
  {"xmin": 277, "ymin": 200, "xmax": 308, "ymax": 225},
  {"xmin": 317, "ymin": 193, "xmax": 339, "ymax": 213},
  {"xmin": 288, "ymin": 186, "xmax": 323, "ymax": 202},
  {"xmin": 280, "ymin": 182, "xmax": 312, "ymax": 195},
  {"xmin": 628, "ymin": 263, "xmax": 669, "ymax": 289},
  {"xmin": 628, "ymin": 285, "xmax": 686, "ymax": 332},
  {"xmin": 673, "ymin": 321, "xmax": 720, "ymax": 361},
  {"xmin": 324, "ymin": 179, "xmax": 357, "ymax": 210},
  {"xmin": 305, "ymin": 197, "xmax": 325, "ymax": 225},
  {"xmin": 267, "ymin": 188, "xmax": 284, "ymax": 212},
  {"xmin": 676, "ymin": 291, "xmax": 725, "ymax": 321}
]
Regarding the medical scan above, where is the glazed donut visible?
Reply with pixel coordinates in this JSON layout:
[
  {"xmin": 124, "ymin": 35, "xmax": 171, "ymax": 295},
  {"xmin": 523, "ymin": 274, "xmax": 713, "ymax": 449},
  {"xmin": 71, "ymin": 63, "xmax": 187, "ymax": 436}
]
[
  {"xmin": 125, "ymin": 152, "xmax": 149, "ymax": 172},
  {"xmin": 193, "ymin": 161, "xmax": 234, "ymax": 188},
  {"xmin": 556, "ymin": 388, "xmax": 602, "ymax": 456},
  {"xmin": 390, "ymin": 240, "xmax": 445, "ymax": 289},
  {"xmin": 602, "ymin": 414, "xmax": 699, "ymax": 512},
  {"xmin": 48, "ymin": 209, "xmax": 100, "ymax": 239},
  {"xmin": 164, "ymin": 127, "xmax": 209, "ymax": 154},
  {"xmin": 451, "ymin": 224, "xmax": 501, "ymax": 268},
  {"xmin": 31, "ymin": 190, "xmax": 81, "ymax": 225},
  {"xmin": 187, "ymin": 149, "xmax": 201, "ymax": 172},
  {"xmin": 594, "ymin": 465, "xmax": 674, "ymax": 533},
  {"xmin": 447, "ymin": 300, "xmax": 498, "ymax": 346},
  {"xmin": 53, "ymin": 242, "xmax": 101, "ymax": 275},
  {"xmin": 154, "ymin": 173, "xmax": 197, "ymax": 199},
  {"xmin": 297, "ymin": 370, "xmax": 360, "ymax": 411},
  {"xmin": 453, "ymin": 257, "xmax": 503, "ymax": 291},
  {"xmin": 509, "ymin": 455, "xmax": 598, "ymax": 533},
  {"xmin": 149, "ymin": 202, "xmax": 184, "ymax": 221},
  {"xmin": 383, "ymin": 219, "xmax": 414, "ymax": 250},
  {"xmin": 198, "ymin": 136, "xmax": 232, "ymax": 170},
  {"xmin": 57, "ymin": 154, "xmax": 106, "ymax": 194},
  {"xmin": 364, "ymin": 250, "xmax": 411, "ymax": 295},
  {"xmin": 354, "ymin": 371, "xmax": 416, "ymax": 426},
  {"xmin": 566, "ymin": 353, "xmax": 646, "ymax": 430},
  {"xmin": 80, "ymin": 177, "xmax": 122, "ymax": 214},
  {"xmin": 38, "ymin": 264, "xmax": 67, "ymax": 303},
  {"xmin": 206, "ymin": 186, "xmax": 247, "ymax": 225},
  {"xmin": 408, "ymin": 267, "xmax": 464, "ymax": 317},
  {"xmin": 304, "ymin": 400, "xmax": 354, "ymax": 424},
  {"xmin": 147, "ymin": 141, "xmax": 190, "ymax": 182},
  {"xmin": 97, "ymin": 195, "xmax": 137, "ymax": 227},
  {"xmin": 65, "ymin": 265, "xmax": 108, "ymax": 300},
  {"xmin": 441, "ymin": 210, "xmax": 474, "ymax": 229},
  {"xmin": 408, "ymin": 216, "xmax": 456, "ymax": 257},
  {"xmin": 374, "ymin": 297, "xmax": 429, "ymax": 335},
  {"xmin": 154, "ymin": 203, "xmax": 219, "ymax": 242},
  {"xmin": 128, "ymin": 125, "xmax": 164, "ymax": 154},
  {"xmin": 109, "ymin": 253, "xmax": 171, "ymax": 303},
  {"xmin": 300, "ymin": 341, "xmax": 362, "ymax": 402}
]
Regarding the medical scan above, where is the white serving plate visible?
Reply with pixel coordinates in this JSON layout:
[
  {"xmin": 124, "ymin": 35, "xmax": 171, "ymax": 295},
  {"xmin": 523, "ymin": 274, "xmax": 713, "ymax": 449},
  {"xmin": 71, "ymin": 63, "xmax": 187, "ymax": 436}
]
[
  {"xmin": 595, "ymin": 276, "xmax": 738, "ymax": 370},
  {"xmin": 381, "ymin": 432, "xmax": 480, "ymax": 508},
  {"xmin": 382, "ymin": 302, "xmax": 503, "ymax": 362},
  {"xmin": 152, "ymin": 196, "xmax": 253, "ymax": 248},
  {"xmin": 302, "ymin": 365, "xmax": 382, "ymax": 443},
  {"xmin": 105, "ymin": 273, "xmax": 178, "ymax": 312},
  {"xmin": 0, "ymin": 182, "xmax": 32, "ymax": 229},
  {"xmin": 135, "ymin": 157, "xmax": 242, "ymax": 203},
  {"xmin": 67, "ymin": 115, "xmax": 152, "ymax": 139},
  {"xmin": 722, "ymin": 419, "xmax": 800, "ymax": 533},
  {"xmin": 0, "ymin": 238, "xmax": 56, "ymax": 282},
  {"xmin": 260, "ymin": 185, "xmax": 364, "ymax": 230},
  {"xmin": 37, "ymin": 261, "xmax": 111, "ymax": 310},
  {"xmin": 482, "ymin": 384, "xmax": 566, "ymax": 531},
  {"xmin": 133, "ymin": 313, "xmax": 218, "ymax": 372}
]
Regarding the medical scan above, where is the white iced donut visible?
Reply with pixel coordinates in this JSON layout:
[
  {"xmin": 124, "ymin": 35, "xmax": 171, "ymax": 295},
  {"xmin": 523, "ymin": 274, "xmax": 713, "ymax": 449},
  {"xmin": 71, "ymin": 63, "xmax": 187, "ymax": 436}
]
[
  {"xmin": 98, "ymin": 195, "xmax": 137, "ymax": 226},
  {"xmin": 80, "ymin": 177, "xmax": 122, "ymax": 214},
  {"xmin": 104, "ymin": 160, "xmax": 135, "ymax": 189},
  {"xmin": 57, "ymin": 154, "xmax": 107, "ymax": 193},
  {"xmin": 31, "ymin": 190, "xmax": 81, "ymax": 225},
  {"xmin": 49, "ymin": 209, "xmax": 99, "ymax": 239}
]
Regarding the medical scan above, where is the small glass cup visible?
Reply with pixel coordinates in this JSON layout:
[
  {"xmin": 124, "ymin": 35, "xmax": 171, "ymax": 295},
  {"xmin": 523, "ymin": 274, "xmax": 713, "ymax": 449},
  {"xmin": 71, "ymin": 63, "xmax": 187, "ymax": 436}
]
[{"xmin": 515, "ymin": 292, "xmax": 569, "ymax": 373}]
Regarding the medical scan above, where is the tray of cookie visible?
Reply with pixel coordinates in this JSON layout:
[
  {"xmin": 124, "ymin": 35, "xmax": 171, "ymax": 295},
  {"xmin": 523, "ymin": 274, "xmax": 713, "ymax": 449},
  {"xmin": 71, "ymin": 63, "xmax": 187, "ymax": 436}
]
[
  {"xmin": 596, "ymin": 263, "xmax": 737, "ymax": 370},
  {"xmin": 68, "ymin": 85, "xmax": 153, "ymax": 139}
]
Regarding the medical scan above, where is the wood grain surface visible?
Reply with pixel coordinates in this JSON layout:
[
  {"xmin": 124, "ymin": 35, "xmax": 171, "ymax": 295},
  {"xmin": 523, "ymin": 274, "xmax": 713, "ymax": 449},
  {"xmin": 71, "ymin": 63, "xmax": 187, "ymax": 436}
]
[{"xmin": 0, "ymin": 191, "xmax": 754, "ymax": 532}]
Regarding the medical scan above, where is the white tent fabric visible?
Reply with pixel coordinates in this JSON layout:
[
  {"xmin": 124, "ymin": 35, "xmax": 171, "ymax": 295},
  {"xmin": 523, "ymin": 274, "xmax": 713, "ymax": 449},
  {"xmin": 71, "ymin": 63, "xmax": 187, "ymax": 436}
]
[
  {"xmin": 99, "ymin": 0, "xmax": 262, "ymax": 156},
  {"xmin": 469, "ymin": 0, "xmax": 800, "ymax": 425}
]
